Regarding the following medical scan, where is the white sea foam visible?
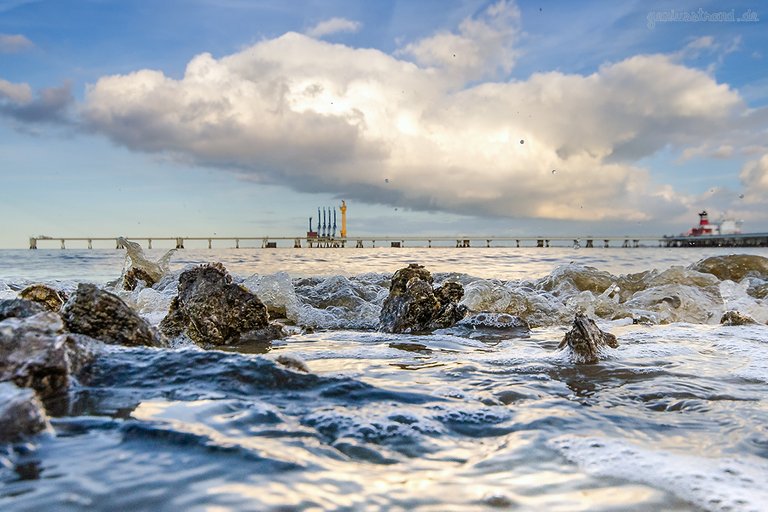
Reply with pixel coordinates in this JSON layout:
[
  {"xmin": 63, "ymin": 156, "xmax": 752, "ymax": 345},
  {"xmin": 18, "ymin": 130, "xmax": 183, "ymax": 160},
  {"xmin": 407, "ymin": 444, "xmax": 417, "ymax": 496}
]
[{"xmin": 549, "ymin": 435, "xmax": 768, "ymax": 512}]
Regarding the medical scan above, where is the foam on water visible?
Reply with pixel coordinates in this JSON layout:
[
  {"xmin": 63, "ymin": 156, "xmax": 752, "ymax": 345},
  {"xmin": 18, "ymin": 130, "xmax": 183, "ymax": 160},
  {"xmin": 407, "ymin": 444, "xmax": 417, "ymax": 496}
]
[{"xmin": 549, "ymin": 434, "xmax": 768, "ymax": 512}]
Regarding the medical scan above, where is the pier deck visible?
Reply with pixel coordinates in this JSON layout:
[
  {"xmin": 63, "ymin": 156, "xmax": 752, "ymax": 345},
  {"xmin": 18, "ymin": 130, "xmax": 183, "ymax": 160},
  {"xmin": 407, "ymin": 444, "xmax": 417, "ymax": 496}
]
[{"xmin": 28, "ymin": 235, "xmax": 672, "ymax": 249}]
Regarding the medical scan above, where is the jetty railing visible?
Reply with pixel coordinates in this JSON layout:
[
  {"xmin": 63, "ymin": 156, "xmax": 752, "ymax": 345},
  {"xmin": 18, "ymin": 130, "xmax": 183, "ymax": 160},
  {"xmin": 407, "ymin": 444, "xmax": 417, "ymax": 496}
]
[{"xmin": 28, "ymin": 235, "xmax": 673, "ymax": 249}]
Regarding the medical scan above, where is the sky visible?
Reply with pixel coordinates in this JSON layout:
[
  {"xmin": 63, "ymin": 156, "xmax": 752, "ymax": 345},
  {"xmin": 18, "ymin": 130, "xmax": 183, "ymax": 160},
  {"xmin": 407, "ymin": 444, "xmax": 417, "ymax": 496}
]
[{"xmin": 1, "ymin": 0, "xmax": 767, "ymax": 248}]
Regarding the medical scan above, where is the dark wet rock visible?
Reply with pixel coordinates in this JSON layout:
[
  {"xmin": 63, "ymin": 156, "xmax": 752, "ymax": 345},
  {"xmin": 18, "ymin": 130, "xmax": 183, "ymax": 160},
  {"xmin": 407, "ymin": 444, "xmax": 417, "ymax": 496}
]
[
  {"xmin": 558, "ymin": 313, "xmax": 618, "ymax": 364},
  {"xmin": 0, "ymin": 299, "xmax": 45, "ymax": 321},
  {"xmin": 379, "ymin": 264, "xmax": 467, "ymax": 333},
  {"xmin": 276, "ymin": 354, "xmax": 310, "ymax": 373},
  {"xmin": 62, "ymin": 283, "xmax": 165, "ymax": 348},
  {"xmin": 160, "ymin": 263, "xmax": 277, "ymax": 346},
  {"xmin": 720, "ymin": 310, "xmax": 757, "ymax": 326},
  {"xmin": 19, "ymin": 284, "xmax": 68, "ymax": 312},
  {"xmin": 0, "ymin": 382, "xmax": 50, "ymax": 442},
  {"xmin": 0, "ymin": 312, "xmax": 97, "ymax": 399},
  {"xmin": 388, "ymin": 341, "xmax": 431, "ymax": 353},
  {"xmin": 691, "ymin": 255, "xmax": 768, "ymax": 282},
  {"xmin": 123, "ymin": 267, "xmax": 158, "ymax": 291}
]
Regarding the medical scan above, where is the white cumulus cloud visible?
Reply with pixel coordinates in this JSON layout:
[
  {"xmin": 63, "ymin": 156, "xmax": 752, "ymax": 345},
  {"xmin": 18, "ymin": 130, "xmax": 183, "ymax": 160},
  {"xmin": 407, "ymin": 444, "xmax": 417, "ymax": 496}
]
[
  {"xmin": 81, "ymin": 1, "xmax": 762, "ymax": 227},
  {"xmin": 306, "ymin": 17, "xmax": 361, "ymax": 38}
]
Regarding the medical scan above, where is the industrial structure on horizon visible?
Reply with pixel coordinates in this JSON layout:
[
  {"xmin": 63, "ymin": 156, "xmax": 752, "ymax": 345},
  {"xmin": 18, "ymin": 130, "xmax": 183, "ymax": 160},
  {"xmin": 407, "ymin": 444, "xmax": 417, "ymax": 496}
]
[{"xmin": 306, "ymin": 200, "xmax": 347, "ymax": 247}]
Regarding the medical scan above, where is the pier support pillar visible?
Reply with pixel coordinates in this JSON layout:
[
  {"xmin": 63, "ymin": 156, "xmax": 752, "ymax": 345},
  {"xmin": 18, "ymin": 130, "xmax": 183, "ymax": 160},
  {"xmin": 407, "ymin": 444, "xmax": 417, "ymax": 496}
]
[
  {"xmin": 88, "ymin": 239, "xmax": 93, "ymax": 249},
  {"xmin": 486, "ymin": 240, "xmax": 491, "ymax": 248},
  {"xmin": 60, "ymin": 239, "xmax": 65, "ymax": 250},
  {"xmin": 546, "ymin": 240, "xmax": 550, "ymax": 247},
  {"xmin": 428, "ymin": 240, "xmax": 432, "ymax": 248},
  {"xmin": 537, "ymin": 239, "xmax": 544, "ymax": 247},
  {"xmin": 208, "ymin": 239, "xmax": 212, "ymax": 249},
  {"xmin": 29, "ymin": 238, "xmax": 37, "ymax": 250},
  {"xmin": 633, "ymin": 240, "xmax": 639, "ymax": 248},
  {"xmin": 175, "ymin": 238, "xmax": 185, "ymax": 249},
  {"xmin": 604, "ymin": 240, "xmax": 610, "ymax": 248},
  {"xmin": 586, "ymin": 239, "xmax": 593, "ymax": 248},
  {"xmin": 294, "ymin": 238, "xmax": 301, "ymax": 248},
  {"xmin": 148, "ymin": 239, "xmax": 152, "ymax": 249},
  {"xmin": 516, "ymin": 240, "xmax": 520, "ymax": 248},
  {"xmin": 235, "ymin": 239, "xmax": 240, "ymax": 249},
  {"xmin": 622, "ymin": 240, "xmax": 629, "ymax": 248},
  {"xmin": 355, "ymin": 240, "xmax": 363, "ymax": 248},
  {"xmin": 372, "ymin": 240, "xmax": 376, "ymax": 248},
  {"xmin": 573, "ymin": 239, "xmax": 580, "ymax": 249}
]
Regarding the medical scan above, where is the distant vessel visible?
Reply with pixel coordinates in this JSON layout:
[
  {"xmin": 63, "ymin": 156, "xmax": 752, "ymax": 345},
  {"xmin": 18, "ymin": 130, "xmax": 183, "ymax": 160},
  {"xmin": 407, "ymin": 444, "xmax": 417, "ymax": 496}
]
[{"xmin": 685, "ymin": 210, "xmax": 743, "ymax": 236}]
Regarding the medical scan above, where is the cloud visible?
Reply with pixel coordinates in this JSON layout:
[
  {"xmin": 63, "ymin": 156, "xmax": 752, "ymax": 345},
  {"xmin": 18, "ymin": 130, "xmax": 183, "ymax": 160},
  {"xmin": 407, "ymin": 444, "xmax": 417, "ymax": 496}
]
[
  {"xmin": 740, "ymin": 154, "xmax": 768, "ymax": 202},
  {"xmin": 306, "ymin": 17, "xmax": 361, "ymax": 38},
  {"xmin": 0, "ymin": 78, "xmax": 32, "ymax": 103},
  {"xmin": 81, "ymin": 2, "xmax": 763, "ymax": 227},
  {"xmin": 397, "ymin": 0, "xmax": 520, "ymax": 82},
  {"xmin": 0, "ymin": 33, "xmax": 33, "ymax": 53},
  {"xmin": 0, "ymin": 79, "xmax": 74, "ymax": 124}
]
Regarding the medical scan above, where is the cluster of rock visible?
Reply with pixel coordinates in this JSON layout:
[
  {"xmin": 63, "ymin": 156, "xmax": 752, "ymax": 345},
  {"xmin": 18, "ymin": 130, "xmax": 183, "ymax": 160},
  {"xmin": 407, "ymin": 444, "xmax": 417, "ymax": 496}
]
[
  {"xmin": 160, "ymin": 263, "xmax": 282, "ymax": 346},
  {"xmin": 0, "ymin": 262, "xmax": 286, "ymax": 442},
  {"xmin": 378, "ymin": 263, "xmax": 467, "ymax": 333}
]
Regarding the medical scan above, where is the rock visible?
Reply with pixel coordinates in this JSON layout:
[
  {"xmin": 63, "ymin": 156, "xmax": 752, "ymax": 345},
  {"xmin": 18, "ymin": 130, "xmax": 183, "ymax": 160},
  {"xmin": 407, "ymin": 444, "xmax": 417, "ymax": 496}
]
[
  {"xmin": 720, "ymin": 310, "xmax": 757, "ymax": 326},
  {"xmin": 1, "ymin": 313, "xmax": 78, "ymax": 398},
  {"xmin": 691, "ymin": 255, "xmax": 768, "ymax": 282},
  {"xmin": 379, "ymin": 264, "xmax": 467, "ymax": 333},
  {"xmin": 0, "ymin": 299, "xmax": 45, "ymax": 321},
  {"xmin": 0, "ymin": 382, "xmax": 50, "ymax": 442},
  {"xmin": 276, "ymin": 354, "xmax": 310, "ymax": 373},
  {"xmin": 558, "ymin": 313, "xmax": 618, "ymax": 363},
  {"xmin": 62, "ymin": 283, "xmax": 165, "ymax": 348},
  {"xmin": 19, "ymin": 284, "xmax": 68, "ymax": 312},
  {"xmin": 160, "ymin": 263, "xmax": 276, "ymax": 346}
]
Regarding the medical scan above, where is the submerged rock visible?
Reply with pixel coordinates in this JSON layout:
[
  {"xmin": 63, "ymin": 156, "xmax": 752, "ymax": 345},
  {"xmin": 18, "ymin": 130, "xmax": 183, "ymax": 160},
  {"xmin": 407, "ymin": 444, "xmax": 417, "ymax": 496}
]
[
  {"xmin": 62, "ymin": 283, "xmax": 165, "ymax": 348},
  {"xmin": 691, "ymin": 255, "xmax": 768, "ymax": 282},
  {"xmin": 720, "ymin": 310, "xmax": 757, "ymax": 326},
  {"xmin": 379, "ymin": 264, "xmax": 467, "ymax": 333},
  {"xmin": 0, "ymin": 299, "xmax": 45, "ymax": 321},
  {"xmin": 558, "ymin": 313, "xmax": 618, "ymax": 364},
  {"xmin": 19, "ymin": 284, "xmax": 68, "ymax": 312},
  {"xmin": 0, "ymin": 312, "xmax": 91, "ymax": 399},
  {"xmin": 0, "ymin": 382, "xmax": 50, "ymax": 442},
  {"xmin": 160, "ymin": 263, "xmax": 277, "ymax": 346}
]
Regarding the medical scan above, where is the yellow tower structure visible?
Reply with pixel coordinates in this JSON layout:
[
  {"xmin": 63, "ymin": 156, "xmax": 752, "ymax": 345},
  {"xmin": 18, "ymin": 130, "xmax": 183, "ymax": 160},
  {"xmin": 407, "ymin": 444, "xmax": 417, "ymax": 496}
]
[{"xmin": 340, "ymin": 200, "xmax": 347, "ymax": 238}]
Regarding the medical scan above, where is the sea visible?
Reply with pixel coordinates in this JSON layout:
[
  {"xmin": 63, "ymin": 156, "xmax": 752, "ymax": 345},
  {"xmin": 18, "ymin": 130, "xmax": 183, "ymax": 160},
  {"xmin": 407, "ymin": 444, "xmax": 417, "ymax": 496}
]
[{"xmin": 1, "ymin": 245, "xmax": 768, "ymax": 512}]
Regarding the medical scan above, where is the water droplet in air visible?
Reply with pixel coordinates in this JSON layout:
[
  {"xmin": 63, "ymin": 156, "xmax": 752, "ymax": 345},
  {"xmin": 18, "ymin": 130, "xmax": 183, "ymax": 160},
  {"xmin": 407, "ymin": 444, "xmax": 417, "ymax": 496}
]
[
  {"xmin": 385, "ymin": 178, "xmax": 389, "ymax": 183},
  {"xmin": 520, "ymin": 139, "xmax": 525, "ymax": 144},
  {"xmin": 739, "ymin": 194, "xmax": 745, "ymax": 199},
  {"xmin": 552, "ymin": 169, "xmax": 556, "ymax": 174}
]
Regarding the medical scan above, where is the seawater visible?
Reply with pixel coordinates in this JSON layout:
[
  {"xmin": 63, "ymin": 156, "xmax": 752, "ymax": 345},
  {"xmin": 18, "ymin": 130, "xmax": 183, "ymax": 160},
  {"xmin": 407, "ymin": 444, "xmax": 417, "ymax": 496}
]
[{"xmin": 1, "ymin": 246, "xmax": 768, "ymax": 512}]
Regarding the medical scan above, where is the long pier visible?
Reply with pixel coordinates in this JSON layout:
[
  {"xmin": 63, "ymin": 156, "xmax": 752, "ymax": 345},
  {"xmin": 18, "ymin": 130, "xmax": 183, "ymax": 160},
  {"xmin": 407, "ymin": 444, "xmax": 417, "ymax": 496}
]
[{"xmin": 28, "ymin": 235, "xmax": 672, "ymax": 249}]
